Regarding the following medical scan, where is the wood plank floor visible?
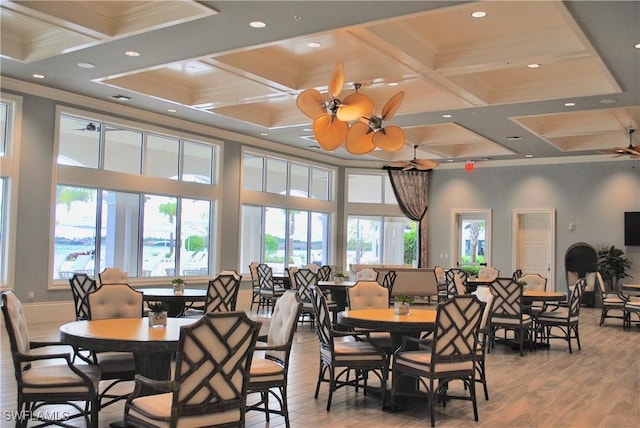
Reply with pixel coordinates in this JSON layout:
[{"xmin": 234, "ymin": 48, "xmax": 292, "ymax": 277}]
[{"xmin": 2, "ymin": 300, "xmax": 639, "ymax": 428}]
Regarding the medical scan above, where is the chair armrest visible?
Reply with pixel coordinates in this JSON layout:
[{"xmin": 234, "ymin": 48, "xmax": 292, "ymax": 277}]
[
  {"xmin": 256, "ymin": 334, "xmax": 269, "ymax": 343},
  {"xmin": 129, "ymin": 374, "xmax": 173, "ymax": 397},
  {"xmin": 17, "ymin": 350, "xmax": 73, "ymax": 364},
  {"xmin": 255, "ymin": 343, "xmax": 290, "ymax": 352}
]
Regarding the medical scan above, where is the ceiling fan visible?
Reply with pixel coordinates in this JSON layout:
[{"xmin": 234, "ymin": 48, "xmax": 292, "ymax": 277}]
[
  {"xmin": 386, "ymin": 145, "xmax": 439, "ymax": 170},
  {"xmin": 599, "ymin": 128, "xmax": 640, "ymax": 158},
  {"xmin": 296, "ymin": 61, "xmax": 374, "ymax": 151},
  {"xmin": 346, "ymin": 91, "xmax": 406, "ymax": 155}
]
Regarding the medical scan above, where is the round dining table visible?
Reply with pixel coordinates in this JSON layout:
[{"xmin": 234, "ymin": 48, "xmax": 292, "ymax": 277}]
[
  {"xmin": 523, "ymin": 289, "xmax": 566, "ymax": 304},
  {"xmin": 60, "ymin": 317, "xmax": 196, "ymax": 383},
  {"xmin": 619, "ymin": 283, "xmax": 640, "ymax": 296},
  {"xmin": 137, "ymin": 287, "xmax": 207, "ymax": 317},
  {"xmin": 317, "ymin": 280, "xmax": 356, "ymax": 312}
]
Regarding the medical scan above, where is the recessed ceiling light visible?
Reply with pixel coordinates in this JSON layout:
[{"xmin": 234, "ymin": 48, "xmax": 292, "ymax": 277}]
[
  {"xmin": 112, "ymin": 94, "xmax": 132, "ymax": 101},
  {"xmin": 600, "ymin": 98, "xmax": 617, "ymax": 104},
  {"xmin": 446, "ymin": 159, "xmax": 454, "ymax": 162},
  {"xmin": 527, "ymin": 63, "xmax": 540, "ymax": 68},
  {"xmin": 564, "ymin": 102, "xmax": 576, "ymax": 107},
  {"xmin": 167, "ymin": 109, "xmax": 177, "ymax": 113},
  {"xmin": 635, "ymin": 43, "xmax": 640, "ymax": 49},
  {"xmin": 125, "ymin": 51, "xmax": 140, "ymax": 57},
  {"xmin": 525, "ymin": 154, "xmax": 534, "ymax": 158},
  {"xmin": 307, "ymin": 42, "xmax": 321, "ymax": 48},
  {"xmin": 260, "ymin": 132, "xmax": 268, "ymax": 136},
  {"xmin": 77, "ymin": 62, "xmax": 95, "ymax": 69},
  {"xmin": 442, "ymin": 114, "xmax": 452, "ymax": 118},
  {"xmin": 249, "ymin": 21, "xmax": 266, "ymax": 28},
  {"xmin": 32, "ymin": 74, "xmax": 45, "ymax": 79},
  {"xmin": 387, "ymin": 82, "xmax": 399, "ymax": 86},
  {"xmin": 303, "ymin": 128, "xmax": 312, "ymax": 132},
  {"xmin": 471, "ymin": 11, "xmax": 487, "ymax": 18}
]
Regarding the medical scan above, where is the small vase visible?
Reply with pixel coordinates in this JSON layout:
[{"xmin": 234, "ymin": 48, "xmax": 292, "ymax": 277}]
[
  {"xmin": 148, "ymin": 311, "xmax": 167, "ymax": 328},
  {"xmin": 394, "ymin": 302, "xmax": 410, "ymax": 315},
  {"xmin": 173, "ymin": 283, "xmax": 184, "ymax": 294}
]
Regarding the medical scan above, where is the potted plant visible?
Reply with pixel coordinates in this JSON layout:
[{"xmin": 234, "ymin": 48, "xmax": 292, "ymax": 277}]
[
  {"xmin": 333, "ymin": 272, "xmax": 345, "ymax": 284},
  {"xmin": 147, "ymin": 301, "xmax": 168, "ymax": 328},
  {"xmin": 171, "ymin": 278, "xmax": 186, "ymax": 294},
  {"xmin": 597, "ymin": 246, "xmax": 632, "ymax": 291},
  {"xmin": 394, "ymin": 294, "xmax": 414, "ymax": 315}
]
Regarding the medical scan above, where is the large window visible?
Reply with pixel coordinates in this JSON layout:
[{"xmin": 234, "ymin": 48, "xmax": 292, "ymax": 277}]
[
  {"xmin": 0, "ymin": 94, "xmax": 21, "ymax": 290},
  {"xmin": 241, "ymin": 151, "xmax": 335, "ymax": 273},
  {"xmin": 345, "ymin": 171, "xmax": 417, "ymax": 268},
  {"xmin": 54, "ymin": 110, "xmax": 219, "ymax": 282}
]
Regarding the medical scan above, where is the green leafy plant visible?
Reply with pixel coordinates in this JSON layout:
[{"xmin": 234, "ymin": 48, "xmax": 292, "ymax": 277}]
[
  {"xmin": 597, "ymin": 246, "xmax": 632, "ymax": 290},
  {"xmin": 171, "ymin": 278, "xmax": 186, "ymax": 286},
  {"xmin": 394, "ymin": 294, "xmax": 414, "ymax": 304},
  {"xmin": 334, "ymin": 272, "xmax": 345, "ymax": 278},
  {"xmin": 147, "ymin": 301, "xmax": 168, "ymax": 313}
]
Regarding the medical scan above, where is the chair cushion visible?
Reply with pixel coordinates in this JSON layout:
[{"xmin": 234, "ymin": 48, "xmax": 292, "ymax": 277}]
[
  {"xmin": 96, "ymin": 351, "xmax": 135, "ymax": 373},
  {"xmin": 250, "ymin": 358, "xmax": 285, "ymax": 383},
  {"xmin": 491, "ymin": 314, "xmax": 532, "ymax": 325},
  {"xmin": 395, "ymin": 350, "xmax": 473, "ymax": 373},
  {"xmin": 22, "ymin": 363, "xmax": 101, "ymax": 394},
  {"xmin": 128, "ymin": 392, "xmax": 241, "ymax": 427},
  {"xmin": 323, "ymin": 340, "xmax": 385, "ymax": 362},
  {"xmin": 537, "ymin": 307, "xmax": 579, "ymax": 323},
  {"xmin": 602, "ymin": 297, "xmax": 625, "ymax": 305}
]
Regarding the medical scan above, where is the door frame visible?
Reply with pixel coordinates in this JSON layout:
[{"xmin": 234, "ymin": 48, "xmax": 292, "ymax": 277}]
[
  {"xmin": 450, "ymin": 209, "xmax": 492, "ymax": 268},
  {"xmin": 512, "ymin": 209, "xmax": 556, "ymax": 289}
]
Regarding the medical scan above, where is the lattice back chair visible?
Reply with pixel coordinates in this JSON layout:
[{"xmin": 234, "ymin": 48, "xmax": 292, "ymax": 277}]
[
  {"xmin": 311, "ymin": 286, "xmax": 388, "ymax": 412},
  {"xmin": 347, "ymin": 281, "xmax": 392, "ymax": 350},
  {"xmin": 204, "ymin": 271, "xmax": 242, "ymax": 313},
  {"xmin": 124, "ymin": 311, "xmax": 261, "ymax": 427},
  {"xmin": 303, "ymin": 263, "xmax": 320, "ymax": 273},
  {"xmin": 535, "ymin": 278, "xmax": 586, "ymax": 353},
  {"xmin": 69, "ymin": 273, "xmax": 98, "ymax": 321},
  {"xmin": 381, "ymin": 270, "xmax": 397, "ymax": 301},
  {"xmin": 390, "ymin": 295, "xmax": 485, "ymax": 427},
  {"xmin": 596, "ymin": 271, "xmax": 626, "ymax": 326},
  {"xmin": 249, "ymin": 262, "xmax": 261, "ymax": 310},
  {"xmin": 287, "ymin": 266, "xmax": 299, "ymax": 290},
  {"xmin": 471, "ymin": 286, "xmax": 495, "ymax": 400},
  {"xmin": 257, "ymin": 263, "xmax": 285, "ymax": 315},
  {"xmin": 248, "ymin": 291, "xmax": 302, "ymax": 428},
  {"xmin": 87, "ymin": 283, "xmax": 143, "ymax": 407},
  {"xmin": 478, "ymin": 266, "xmax": 500, "ymax": 281},
  {"xmin": 512, "ymin": 269, "xmax": 523, "ymax": 281},
  {"xmin": 444, "ymin": 269, "xmax": 461, "ymax": 300},
  {"xmin": 454, "ymin": 272, "xmax": 467, "ymax": 296},
  {"xmin": 434, "ymin": 266, "xmax": 448, "ymax": 302},
  {"xmin": 98, "ymin": 267, "xmax": 128, "ymax": 285},
  {"xmin": 2, "ymin": 291, "xmax": 101, "ymax": 427},
  {"xmin": 294, "ymin": 268, "xmax": 318, "ymax": 328},
  {"xmin": 488, "ymin": 277, "xmax": 533, "ymax": 356},
  {"xmin": 520, "ymin": 273, "xmax": 548, "ymax": 316},
  {"xmin": 318, "ymin": 265, "xmax": 332, "ymax": 281}
]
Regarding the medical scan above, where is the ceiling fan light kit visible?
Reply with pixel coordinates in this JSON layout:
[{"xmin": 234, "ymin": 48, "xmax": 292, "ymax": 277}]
[{"xmin": 296, "ymin": 61, "xmax": 407, "ymax": 154}]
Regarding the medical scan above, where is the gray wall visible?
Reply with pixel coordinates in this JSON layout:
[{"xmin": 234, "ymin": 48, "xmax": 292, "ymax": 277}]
[{"xmin": 427, "ymin": 162, "xmax": 640, "ymax": 292}]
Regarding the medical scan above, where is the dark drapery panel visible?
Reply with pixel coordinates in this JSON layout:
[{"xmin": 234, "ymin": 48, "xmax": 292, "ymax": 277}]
[{"xmin": 387, "ymin": 169, "xmax": 431, "ymax": 267}]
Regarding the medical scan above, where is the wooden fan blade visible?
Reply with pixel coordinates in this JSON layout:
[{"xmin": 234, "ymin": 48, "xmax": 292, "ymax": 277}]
[
  {"xmin": 346, "ymin": 122, "xmax": 375, "ymax": 154},
  {"xmin": 372, "ymin": 126, "xmax": 405, "ymax": 151},
  {"xmin": 381, "ymin": 91, "xmax": 405, "ymax": 120},
  {"xmin": 297, "ymin": 89, "xmax": 326, "ymax": 119},
  {"xmin": 329, "ymin": 61, "xmax": 345, "ymax": 99},
  {"xmin": 627, "ymin": 147, "xmax": 640, "ymax": 156},
  {"xmin": 313, "ymin": 114, "xmax": 348, "ymax": 151},
  {"xmin": 414, "ymin": 159, "xmax": 439, "ymax": 170},
  {"xmin": 336, "ymin": 93, "xmax": 374, "ymax": 122},
  {"xmin": 387, "ymin": 161, "xmax": 410, "ymax": 168}
]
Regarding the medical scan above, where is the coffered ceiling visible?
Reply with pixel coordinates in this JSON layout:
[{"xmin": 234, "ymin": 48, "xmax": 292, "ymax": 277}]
[{"xmin": 1, "ymin": 1, "xmax": 639, "ymax": 165}]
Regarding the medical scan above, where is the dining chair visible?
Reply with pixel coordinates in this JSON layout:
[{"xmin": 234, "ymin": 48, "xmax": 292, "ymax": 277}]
[
  {"xmin": 247, "ymin": 291, "xmax": 302, "ymax": 428},
  {"xmin": 249, "ymin": 261, "xmax": 262, "ymax": 311},
  {"xmin": 311, "ymin": 286, "xmax": 388, "ymax": 411},
  {"xmin": 318, "ymin": 265, "xmax": 333, "ymax": 281},
  {"xmin": 623, "ymin": 299, "xmax": 640, "ymax": 330},
  {"xmin": 454, "ymin": 272, "xmax": 466, "ymax": 296},
  {"xmin": 98, "ymin": 267, "xmax": 128, "ymax": 285},
  {"xmin": 257, "ymin": 263, "xmax": 285, "ymax": 314},
  {"xmin": 287, "ymin": 266, "xmax": 299, "ymax": 290},
  {"xmin": 294, "ymin": 268, "xmax": 318, "ymax": 328},
  {"xmin": 69, "ymin": 273, "xmax": 98, "ymax": 321},
  {"xmin": 488, "ymin": 277, "xmax": 533, "ymax": 356},
  {"xmin": 356, "ymin": 268, "xmax": 379, "ymax": 281},
  {"xmin": 535, "ymin": 278, "xmax": 587, "ymax": 353},
  {"xmin": 595, "ymin": 271, "xmax": 626, "ymax": 326},
  {"xmin": 303, "ymin": 263, "xmax": 320, "ymax": 273},
  {"xmin": 2, "ymin": 291, "xmax": 101, "ymax": 427},
  {"xmin": 203, "ymin": 271, "xmax": 242, "ymax": 313},
  {"xmin": 87, "ymin": 283, "xmax": 143, "ymax": 407},
  {"xmin": 520, "ymin": 273, "xmax": 548, "ymax": 316},
  {"xmin": 347, "ymin": 281, "xmax": 393, "ymax": 350},
  {"xmin": 512, "ymin": 269, "xmax": 523, "ymax": 281},
  {"xmin": 478, "ymin": 266, "xmax": 500, "ymax": 281},
  {"xmin": 445, "ymin": 269, "xmax": 460, "ymax": 300},
  {"xmin": 434, "ymin": 266, "xmax": 448, "ymax": 302},
  {"xmin": 390, "ymin": 295, "xmax": 485, "ymax": 427},
  {"xmin": 471, "ymin": 286, "xmax": 495, "ymax": 400},
  {"xmin": 381, "ymin": 270, "xmax": 397, "ymax": 301},
  {"xmin": 124, "ymin": 311, "xmax": 261, "ymax": 427}
]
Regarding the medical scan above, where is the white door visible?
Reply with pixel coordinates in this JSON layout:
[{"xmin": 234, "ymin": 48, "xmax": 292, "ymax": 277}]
[{"xmin": 512, "ymin": 210, "xmax": 555, "ymax": 290}]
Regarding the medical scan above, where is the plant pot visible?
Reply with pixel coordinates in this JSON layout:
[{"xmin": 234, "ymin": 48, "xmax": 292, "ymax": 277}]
[
  {"xmin": 334, "ymin": 276, "xmax": 344, "ymax": 284},
  {"xmin": 148, "ymin": 311, "xmax": 167, "ymax": 328},
  {"xmin": 173, "ymin": 283, "xmax": 185, "ymax": 294},
  {"xmin": 394, "ymin": 302, "xmax": 410, "ymax": 315}
]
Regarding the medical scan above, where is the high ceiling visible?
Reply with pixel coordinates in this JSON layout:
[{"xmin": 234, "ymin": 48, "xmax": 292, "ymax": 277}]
[{"xmin": 1, "ymin": 1, "xmax": 639, "ymax": 165}]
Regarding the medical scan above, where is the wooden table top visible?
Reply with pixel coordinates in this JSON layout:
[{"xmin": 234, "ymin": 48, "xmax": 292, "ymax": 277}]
[
  {"xmin": 523, "ymin": 290, "xmax": 566, "ymax": 301},
  {"xmin": 136, "ymin": 287, "xmax": 207, "ymax": 299},
  {"xmin": 620, "ymin": 284, "xmax": 640, "ymax": 290},
  {"xmin": 338, "ymin": 308, "xmax": 436, "ymax": 332},
  {"xmin": 317, "ymin": 280, "xmax": 357, "ymax": 287},
  {"xmin": 60, "ymin": 317, "xmax": 196, "ymax": 352}
]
